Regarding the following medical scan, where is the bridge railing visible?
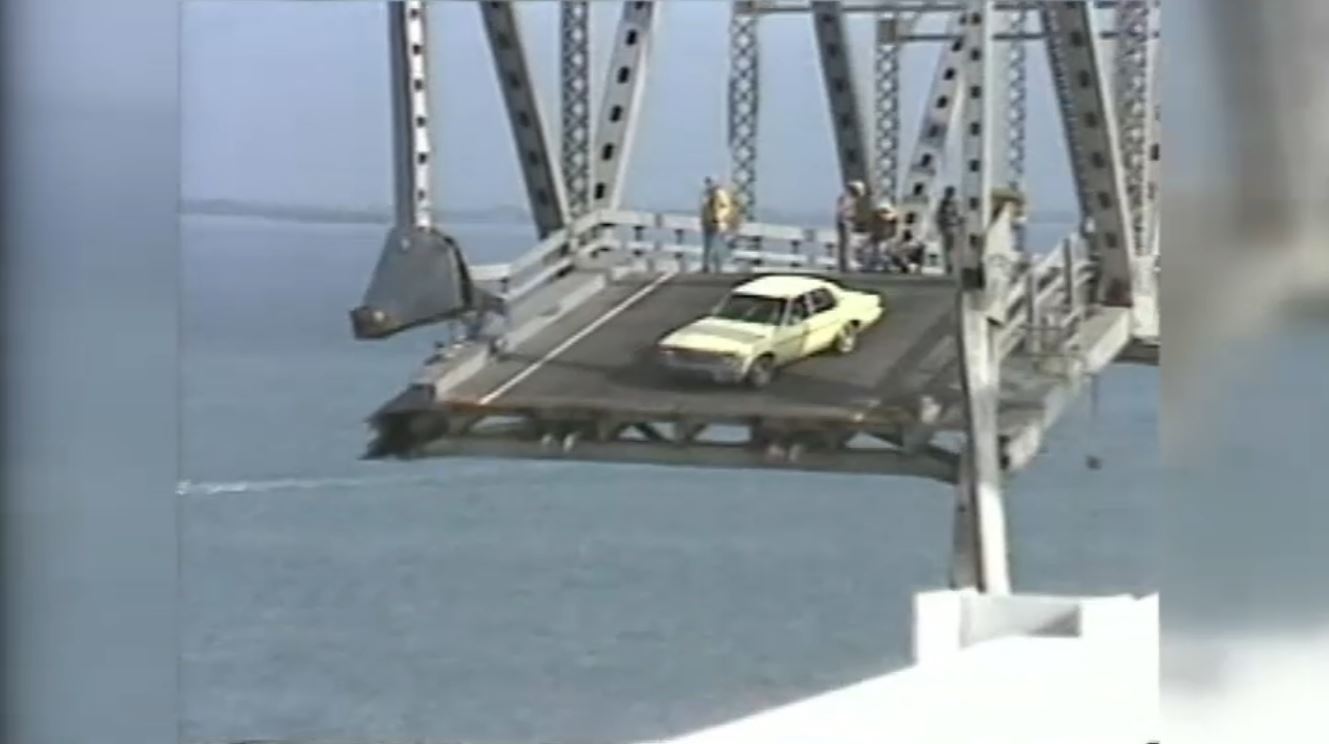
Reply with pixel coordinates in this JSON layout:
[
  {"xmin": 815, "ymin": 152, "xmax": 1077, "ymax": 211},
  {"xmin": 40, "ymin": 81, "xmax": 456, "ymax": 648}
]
[
  {"xmin": 467, "ymin": 209, "xmax": 1099, "ymax": 367},
  {"xmin": 991, "ymin": 234, "xmax": 1097, "ymax": 362},
  {"xmin": 468, "ymin": 208, "xmax": 949, "ymax": 305}
]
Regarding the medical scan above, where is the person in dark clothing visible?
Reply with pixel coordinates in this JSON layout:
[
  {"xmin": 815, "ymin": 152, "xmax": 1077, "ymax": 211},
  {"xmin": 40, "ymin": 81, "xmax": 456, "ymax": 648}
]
[
  {"xmin": 835, "ymin": 180, "xmax": 867, "ymax": 273},
  {"xmin": 934, "ymin": 186, "xmax": 962, "ymax": 271}
]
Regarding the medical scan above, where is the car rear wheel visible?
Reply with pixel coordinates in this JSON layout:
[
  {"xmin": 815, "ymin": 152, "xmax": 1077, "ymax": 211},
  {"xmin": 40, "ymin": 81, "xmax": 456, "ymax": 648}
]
[
  {"xmin": 834, "ymin": 322, "xmax": 860, "ymax": 354},
  {"xmin": 746, "ymin": 355, "xmax": 776, "ymax": 389}
]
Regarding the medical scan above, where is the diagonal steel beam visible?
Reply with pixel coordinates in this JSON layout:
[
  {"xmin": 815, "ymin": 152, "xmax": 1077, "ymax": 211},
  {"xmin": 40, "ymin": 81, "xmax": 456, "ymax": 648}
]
[
  {"xmin": 590, "ymin": 0, "xmax": 658, "ymax": 211},
  {"xmin": 479, "ymin": 1, "xmax": 569, "ymax": 238},
  {"xmin": 386, "ymin": 0, "xmax": 435, "ymax": 231},
  {"xmin": 812, "ymin": 1, "xmax": 873, "ymax": 190},
  {"xmin": 1042, "ymin": 0, "xmax": 1137, "ymax": 307},
  {"xmin": 897, "ymin": 11, "xmax": 966, "ymax": 248},
  {"xmin": 1113, "ymin": 0, "xmax": 1159, "ymax": 255}
]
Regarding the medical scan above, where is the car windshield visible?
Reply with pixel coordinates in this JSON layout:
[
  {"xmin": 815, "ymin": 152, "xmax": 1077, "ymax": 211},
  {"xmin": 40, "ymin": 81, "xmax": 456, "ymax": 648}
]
[{"xmin": 712, "ymin": 293, "xmax": 785, "ymax": 325}]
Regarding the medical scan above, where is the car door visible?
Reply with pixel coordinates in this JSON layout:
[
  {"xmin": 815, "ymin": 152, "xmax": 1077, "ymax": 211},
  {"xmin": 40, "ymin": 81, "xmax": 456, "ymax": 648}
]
[
  {"xmin": 802, "ymin": 287, "xmax": 841, "ymax": 354},
  {"xmin": 773, "ymin": 294, "xmax": 811, "ymax": 363}
]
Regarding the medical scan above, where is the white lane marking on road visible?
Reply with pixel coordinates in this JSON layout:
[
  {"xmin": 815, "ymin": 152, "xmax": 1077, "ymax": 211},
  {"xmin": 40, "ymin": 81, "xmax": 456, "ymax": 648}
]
[{"xmin": 479, "ymin": 271, "xmax": 678, "ymax": 405}]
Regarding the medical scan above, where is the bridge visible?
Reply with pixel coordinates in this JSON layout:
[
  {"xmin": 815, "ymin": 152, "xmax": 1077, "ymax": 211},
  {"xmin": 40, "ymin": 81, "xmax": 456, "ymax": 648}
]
[{"xmin": 353, "ymin": 0, "xmax": 1160, "ymax": 600}]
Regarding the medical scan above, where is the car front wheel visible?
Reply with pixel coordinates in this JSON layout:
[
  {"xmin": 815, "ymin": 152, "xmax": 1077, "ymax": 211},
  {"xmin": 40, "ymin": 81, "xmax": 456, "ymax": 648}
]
[
  {"xmin": 834, "ymin": 322, "xmax": 860, "ymax": 354},
  {"xmin": 746, "ymin": 355, "xmax": 776, "ymax": 389}
]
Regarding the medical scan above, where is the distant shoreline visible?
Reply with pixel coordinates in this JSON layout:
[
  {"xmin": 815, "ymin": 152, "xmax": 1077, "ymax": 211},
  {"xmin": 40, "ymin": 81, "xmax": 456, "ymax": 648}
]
[{"xmin": 180, "ymin": 199, "xmax": 1080, "ymax": 228}]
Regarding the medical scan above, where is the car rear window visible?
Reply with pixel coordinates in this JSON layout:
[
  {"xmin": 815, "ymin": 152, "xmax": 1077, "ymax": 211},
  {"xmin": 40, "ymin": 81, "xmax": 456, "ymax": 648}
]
[{"xmin": 809, "ymin": 288, "xmax": 837, "ymax": 313}]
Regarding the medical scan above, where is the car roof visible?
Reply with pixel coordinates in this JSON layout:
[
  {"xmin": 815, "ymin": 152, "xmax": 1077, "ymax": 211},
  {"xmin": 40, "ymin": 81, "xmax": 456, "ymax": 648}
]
[{"xmin": 730, "ymin": 274, "xmax": 834, "ymax": 299}]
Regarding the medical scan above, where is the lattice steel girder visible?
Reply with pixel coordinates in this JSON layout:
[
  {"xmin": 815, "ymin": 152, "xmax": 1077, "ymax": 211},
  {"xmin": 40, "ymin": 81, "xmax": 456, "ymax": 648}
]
[
  {"xmin": 812, "ymin": 1, "xmax": 874, "ymax": 190},
  {"xmin": 874, "ymin": 11, "xmax": 919, "ymax": 200},
  {"xmin": 590, "ymin": 0, "xmax": 657, "ymax": 211},
  {"xmin": 954, "ymin": 0, "xmax": 1010, "ymax": 595},
  {"xmin": 480, "ymin": 1, "xmax": 569, "ymax": 238},
  {"xmin": 1113, "ymin": 0, "xmax": 1158, "ymax": 254},
  {"xmin": 884, "ymin": 29, "xmax": 1137, "ymax": 42},
  {"xmin": 1001, "ymin": 5, "xmax": 1030, "ymax": 189},
  {"xmin": 387, "ymin": 0, "xmax": 435, "ymax": 230},
  {"xmin": 560, "ymin": 0, "xmax": 592, "ymax": 218},
  {"xmin": 897, "ymin": 12, "xmax": 966, "ymax": 247},
  {"xmin": 729, "ymin": 2, "xmax": 761, "ymax": 216},
  {"xmin": 1042, "ymin": 0, "xmax": 1137, "ymax": 306},
  {"xmin": 746, "ymin": 0, "xmax": 1122, "ymax": 14}
]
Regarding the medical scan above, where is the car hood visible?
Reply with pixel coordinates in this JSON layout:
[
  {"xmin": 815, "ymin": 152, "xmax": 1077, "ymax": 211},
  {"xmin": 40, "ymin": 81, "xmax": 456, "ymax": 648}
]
[{"xmin": 659, "ymin": 318, "xmax": 773, "ymax": 354}]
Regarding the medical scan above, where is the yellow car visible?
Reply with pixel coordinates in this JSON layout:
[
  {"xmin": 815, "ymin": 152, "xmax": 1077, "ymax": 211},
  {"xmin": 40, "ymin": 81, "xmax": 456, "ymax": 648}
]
[{"xmin": 656, "ymin": 275, "xmax": 886, "ymax": 388}]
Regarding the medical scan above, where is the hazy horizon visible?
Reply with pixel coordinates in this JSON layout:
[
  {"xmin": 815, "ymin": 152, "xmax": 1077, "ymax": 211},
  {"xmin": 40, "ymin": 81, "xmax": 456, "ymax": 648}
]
[{"xmin": 179, "ymin": 194, "xmax": 1081, "ymax": 223}]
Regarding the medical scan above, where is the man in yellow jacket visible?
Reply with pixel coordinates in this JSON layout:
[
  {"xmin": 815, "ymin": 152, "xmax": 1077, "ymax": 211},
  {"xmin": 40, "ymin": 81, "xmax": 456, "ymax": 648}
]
[{"xmin": 700, "ymin": 177, "xmax": 738, "ymax": 273}]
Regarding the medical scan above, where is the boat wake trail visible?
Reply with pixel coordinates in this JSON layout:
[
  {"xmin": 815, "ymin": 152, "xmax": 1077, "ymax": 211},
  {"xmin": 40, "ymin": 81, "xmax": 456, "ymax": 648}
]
[
  {"xmin": 177, "ymin": 461, "xmax": 568, "ymax": 497},
  {"xmin": 176, "ymin": 473, "xmax": 457, "ymax": 496}
]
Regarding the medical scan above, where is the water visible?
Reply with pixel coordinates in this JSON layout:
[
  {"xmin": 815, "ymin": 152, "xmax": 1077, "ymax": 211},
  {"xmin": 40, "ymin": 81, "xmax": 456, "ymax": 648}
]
[{"xmin": 180, "ymin": 214, "xmax": 1158, "ymax": 742}]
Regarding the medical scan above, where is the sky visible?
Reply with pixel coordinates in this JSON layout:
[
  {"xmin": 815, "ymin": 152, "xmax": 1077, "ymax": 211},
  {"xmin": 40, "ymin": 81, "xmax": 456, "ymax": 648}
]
[{"xmin": 179, "ymin": 1, "xmax": 1178, "ymax": 219}]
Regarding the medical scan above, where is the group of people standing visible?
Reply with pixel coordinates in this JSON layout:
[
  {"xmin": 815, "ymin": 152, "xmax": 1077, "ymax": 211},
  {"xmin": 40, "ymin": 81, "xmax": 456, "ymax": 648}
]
[{"xmin": 698, "ymin": 176, "xmax": 962, "ymax": 275}]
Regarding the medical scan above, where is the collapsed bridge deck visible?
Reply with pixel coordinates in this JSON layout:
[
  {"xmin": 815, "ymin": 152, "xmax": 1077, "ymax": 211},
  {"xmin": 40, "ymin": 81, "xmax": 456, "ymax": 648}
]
[{"xmin": 365, "ymin": 248, "xmax": 1134, "ymax": 484}]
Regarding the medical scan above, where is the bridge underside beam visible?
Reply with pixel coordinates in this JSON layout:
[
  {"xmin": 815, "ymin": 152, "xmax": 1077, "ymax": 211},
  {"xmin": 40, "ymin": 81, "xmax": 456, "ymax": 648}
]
[
  {"xmin": 376, "ymin": 411, "xmax": 959, "ymax": 483},
  {"xmin": 480, "ymin": 1, "xmax": 569, "ymax": 237},
  {"xmin": 1115, "ymin": 337, "xmax": 1159, "ymax": 366}
]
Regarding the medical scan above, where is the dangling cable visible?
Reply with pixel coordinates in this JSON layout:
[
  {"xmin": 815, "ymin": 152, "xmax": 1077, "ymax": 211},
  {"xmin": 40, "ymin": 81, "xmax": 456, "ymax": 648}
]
[{"xmin": 1085, "ymin": 373, "xmax": 1103, "ymax": 470}]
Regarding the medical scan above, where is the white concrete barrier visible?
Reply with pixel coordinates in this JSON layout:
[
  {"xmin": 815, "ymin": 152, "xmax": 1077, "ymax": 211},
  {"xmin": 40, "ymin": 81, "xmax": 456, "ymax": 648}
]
[{"xmin": 645, "ymin": 589, "xmax": 1159, "ymax": 744}]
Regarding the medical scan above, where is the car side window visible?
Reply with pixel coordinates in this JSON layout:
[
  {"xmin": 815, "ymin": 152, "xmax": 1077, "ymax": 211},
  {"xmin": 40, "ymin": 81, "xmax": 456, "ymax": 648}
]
[
  {"xmin": 810, "ymin": 288, "xmax": 837, "ymax": 315},
  {"xmin": 786, "ymin": 295, "xmax": 810, "ymax": 325}
]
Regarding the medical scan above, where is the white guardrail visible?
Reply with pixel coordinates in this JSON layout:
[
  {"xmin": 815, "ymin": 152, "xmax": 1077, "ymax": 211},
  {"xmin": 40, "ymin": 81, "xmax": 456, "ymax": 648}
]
[{"xmin": 469, "ymin": 209, "xmax": 949, "ymax": 302}]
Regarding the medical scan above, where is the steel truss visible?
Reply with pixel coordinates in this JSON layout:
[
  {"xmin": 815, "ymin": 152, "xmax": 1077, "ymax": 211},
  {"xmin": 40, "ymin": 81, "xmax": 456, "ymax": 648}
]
[
  {"xmin": 874, "ymin": 11, "xmax": 920, "ymax": 200},
  {"xmin": 366, "ymin": 0, "xmax": 1161, "ymax": 599},
  {"xmin": 1042, "ymin": 0, "xmax": 1138, "ymax": 307},
  {"xmin": 812, "ymin": 1, "xmax": 874, "ymax": 190},
  {"xmin": 729, "ymin": 1, "xmax": 761, "ymax": 216},
  {"xmin": 1113, "ymin": 0, "xmax": 1159, "ymax": 254},
  {"xmin": 480, "ymin": 1, "xmax": 568, "ymax": 237},
  {"xmin": 590, "ymin": 0, "xmax": 657, "ymax": 211},
  {"xmin": 560, "ymin": 0, "xmax": 592, "ymax": 218},
  {"xmin": 376, "ymin": 398, "xmax": 959, "ymax": 483},
  {"xmin": 386, "ymin": 0, "xmax": 434, "ymax": 231}
]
